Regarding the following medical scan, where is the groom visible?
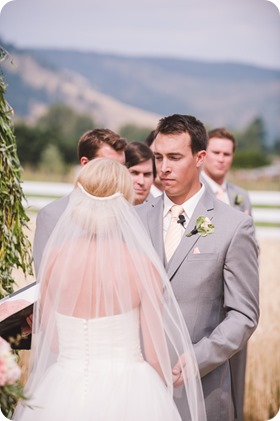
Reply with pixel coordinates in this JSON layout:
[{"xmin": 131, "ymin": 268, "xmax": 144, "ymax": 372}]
[{"xmin": 136, "ymin": 114, "xmax": 259, "ymax": 421}]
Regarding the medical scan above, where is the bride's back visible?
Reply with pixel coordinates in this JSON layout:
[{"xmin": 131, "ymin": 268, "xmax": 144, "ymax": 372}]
[{"xmin": 42, "ymin": 238, "xmax": 145, "ymax": 319}]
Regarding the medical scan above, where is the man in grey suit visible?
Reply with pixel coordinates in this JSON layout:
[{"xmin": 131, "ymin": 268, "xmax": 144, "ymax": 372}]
[
  {"xmin": 200, "ymin": 127, "xmax": 254, "ymax": 421},
  {"xmin": 136, "ymin": 114, "xmax": 259, "ymax": 421},
  {"xmin": 33, "ymin": 128, "xmax": 127, "ymax": 275},
  {"xmin": 200, "ymin": 127, "xmax": 252, "ymax": 215}
]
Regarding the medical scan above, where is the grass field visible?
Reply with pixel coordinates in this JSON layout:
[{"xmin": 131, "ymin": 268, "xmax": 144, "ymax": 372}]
[{"xmin": 244, "ymin": 237, "xmax": 280, "ymax": 421}]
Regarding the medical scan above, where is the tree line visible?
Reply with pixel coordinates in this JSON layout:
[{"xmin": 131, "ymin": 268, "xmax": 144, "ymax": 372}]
[{"xmin": 14, "ymin": 103, "xmax": 278, "ymax": 174}]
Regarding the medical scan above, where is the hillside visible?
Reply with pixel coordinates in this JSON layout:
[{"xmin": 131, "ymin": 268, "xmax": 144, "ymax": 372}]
[
  {"xmin": 1, "ymin": 44, "xmax": 160, "ymax": 131},
  {"xmin": 1, "ymin": 42, "xmax": 280, "ymax": 145}
]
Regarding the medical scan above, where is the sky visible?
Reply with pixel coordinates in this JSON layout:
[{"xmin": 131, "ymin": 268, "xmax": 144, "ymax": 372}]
[{"xmin": 0, "ymin": 0, "xmax": 280, "ymax": 70}]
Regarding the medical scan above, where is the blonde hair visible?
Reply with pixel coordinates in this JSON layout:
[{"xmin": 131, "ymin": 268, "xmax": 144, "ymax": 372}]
[{"xmin": 75, "ymin": 158, "xmax": 134, "ymax": 203}]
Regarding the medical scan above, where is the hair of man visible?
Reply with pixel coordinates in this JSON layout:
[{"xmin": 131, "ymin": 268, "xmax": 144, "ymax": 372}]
[
  {"xmin": 77, "ymin": 128, "xmax": 127, "ymax": 160},
  {"xmin": 208, "ymin": 127, "xmax": 236, "ymax": 152},
  {"xmin": 155, "ymin": 114, "xmax": 208, "ymax": 155},
  {"xmin": 144, "ymin": 129, "xmax": 157, "ymax": 147},
  {"xmin": 125, "ymin": 141, "xmax": 156, "ymax": 178}
]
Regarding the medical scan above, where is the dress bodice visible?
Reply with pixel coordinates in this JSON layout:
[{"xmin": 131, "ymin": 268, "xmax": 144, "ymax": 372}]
[
  {"xmin": 56, "ymin": 308, "xmax": 144, "ymax": 369},
  {"xmin": 16, "ymin": 308, "xmax": 184, "ymax": 421}
]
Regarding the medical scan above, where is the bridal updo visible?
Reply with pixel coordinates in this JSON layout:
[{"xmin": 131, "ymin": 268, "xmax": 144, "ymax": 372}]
[
  {"xmin": 75, "ymin": 157, "xmax": 135, "ymax": 203},
  {"xmin": 69, "ymin": 158, "xmax": 135, "ymax": 235}
]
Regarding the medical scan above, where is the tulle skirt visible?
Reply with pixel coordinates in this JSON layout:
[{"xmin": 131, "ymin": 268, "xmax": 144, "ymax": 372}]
[{"xmin": 14, "ymin": 359, "xmax": 182, "ymax": 421}]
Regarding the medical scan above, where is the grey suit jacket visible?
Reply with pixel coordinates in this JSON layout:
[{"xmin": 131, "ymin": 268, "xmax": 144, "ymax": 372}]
[
  {"xmin": 33, "ymin": 195, "xmax": 70, "ymax": 275},
  {"xmin": 200, "ymin": 173, "xmax": 254, "ymax": 421},
  {"xmin": 136, "ymin": 190, "xmax": 259, "ymax": 421},
  {"xmin": 200, "ymin": 173, "xmax": 252, "ymax": 216}
]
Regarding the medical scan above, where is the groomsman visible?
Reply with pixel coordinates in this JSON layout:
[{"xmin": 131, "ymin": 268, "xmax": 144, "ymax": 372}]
[
  {"xmin": 200, "ymin": 127, "xmax": 252, "ymax": 215},
  {"xmin": 136, "ymin": 114, "xmax": 259, "ymax": 421},
  {"xmin": 125, "ymin": 141, "xmax": 156, "ymax": 205},
  {"xmin": 33, "ymin": 128, "xmax": 127, "ymax": 275},
  {"xmin": 200, "ymin": 127, "xmax": 254, "ymax": 421}
]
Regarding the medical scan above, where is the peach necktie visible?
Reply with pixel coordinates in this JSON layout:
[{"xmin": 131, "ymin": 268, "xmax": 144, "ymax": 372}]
[
  {"xmin": 165, "ymin": 205, "xmax": 184, "ymax": 261},
  {"xmin": 215, "ymin": 187, "xmax": 227, "ymax": 203}
]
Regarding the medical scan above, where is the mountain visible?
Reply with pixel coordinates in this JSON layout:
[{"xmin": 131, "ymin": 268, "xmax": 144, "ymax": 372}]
[
  {"xmin": 1, "ymin": 42, "xmax": 280, "ymax": 145},
  {"xmin": 1, "ymin": 44, "xmax": 160, "ymax": 131}
]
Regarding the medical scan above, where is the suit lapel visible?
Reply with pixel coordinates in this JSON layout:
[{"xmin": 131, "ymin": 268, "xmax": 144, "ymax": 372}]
[
  {"xmin": 227, "ymin": 183, "xmax": 237, "ymax": 207},
  {"xmin": 146, "ymin": 196, "xmax": 166, "ymax": 263},
  {"xmin": 167, "ymin": 190, "xmax": 215, "ymax": 280}
]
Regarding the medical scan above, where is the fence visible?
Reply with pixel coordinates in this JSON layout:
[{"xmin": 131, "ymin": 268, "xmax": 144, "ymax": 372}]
[{"xmin": 22, "ymin": 181, "xmax": 280, "ymax": 239}]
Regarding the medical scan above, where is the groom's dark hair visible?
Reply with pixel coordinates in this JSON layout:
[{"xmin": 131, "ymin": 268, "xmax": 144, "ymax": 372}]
[{"xmin": 155, "ymin": 114, "xmax": 207, "ymax": 155}]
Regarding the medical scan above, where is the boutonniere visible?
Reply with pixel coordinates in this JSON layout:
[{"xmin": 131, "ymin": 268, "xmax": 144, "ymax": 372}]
[
  {"xmin": 234, "ymin": 194, "xmax": 243, "ymax": 206},
  {"xmin": 186, "ymin": 216, "xmax": 215, "ymax": 237}
]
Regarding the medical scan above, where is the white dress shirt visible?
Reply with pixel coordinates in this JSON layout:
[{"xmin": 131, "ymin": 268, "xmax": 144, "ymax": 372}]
[
  {"xmin": 200, "ymin": 170, "xmax": 230, "ymax": 204},
  {"xmin": 163, "ymin": 184, "xmax": 205, "ymax": 240}
]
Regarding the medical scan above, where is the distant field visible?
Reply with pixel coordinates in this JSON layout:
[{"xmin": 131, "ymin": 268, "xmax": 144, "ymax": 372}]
[{"xmin": 244, "ymin": 238, "xmax": 280, "ymax": 421}]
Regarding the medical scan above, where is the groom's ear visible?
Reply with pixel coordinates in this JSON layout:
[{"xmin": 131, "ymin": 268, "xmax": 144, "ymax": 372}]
[{"xmin": 196, "ymin": 150, "xmax": 206, "ymax": 168}]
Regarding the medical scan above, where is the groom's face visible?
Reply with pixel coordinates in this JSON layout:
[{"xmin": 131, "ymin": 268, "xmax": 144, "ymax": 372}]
[{"xmin": 154, "ymin": 132, "xmax": 205, "ymax": 204}]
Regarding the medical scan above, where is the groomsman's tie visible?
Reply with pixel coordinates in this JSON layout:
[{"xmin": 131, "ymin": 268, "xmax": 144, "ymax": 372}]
[
  {"xmin": 215, "ymin": 186, "xmax": 228, "ymax": 203},
  {"xmin": 165, "ymin": 205, "xmax": 184, "ymax": 261}
]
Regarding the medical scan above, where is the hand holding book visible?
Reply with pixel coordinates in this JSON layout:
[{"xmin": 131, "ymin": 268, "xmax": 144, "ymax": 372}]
[{"xmin": 0, "ymin": 282, "xmax": 38, "ymax": 349}]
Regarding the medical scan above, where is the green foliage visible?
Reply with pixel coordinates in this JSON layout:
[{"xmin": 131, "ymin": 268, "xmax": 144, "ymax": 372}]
[
  {"xmin": 232, "ymin": 150, "xmax": 271, "ymax": 169},
  {"xmin": 119, "ymin": 124, "xmax": 153, "ymax": 143},
  {"xmin": 0, "ymin": 382, "xmax": 29, "ymax": 419},
  {"xmin": 39, "ymin": 144, "xmax": 66, "ymax": 174},
  {"xmin": 0, "ymin": 47, "xmax": 33, "ymax": 298},
  {"xmin": 271, "ymin": 138, "xmax": 280, "ymax": 155},
  {"xmin": 14, "ymin": 104, "xmax": 96, "ymax": 168},
  {"xmin": 14, "ymin": 123, "xmax": 48, "ymax": 165},
  {"xmin": 229, "ymin": 117, "xmax": 272, "ymax": 168},
  {"xmin": 37, "ymin": 103, "xmax": 96, "ymax": 163},
  {"xmin": 235, "ymin": 117, "xmax": 266, "ymax": 151},
  {"xmin": 0, "ymin": 337, "xmax": 30, "ymax": 418}
]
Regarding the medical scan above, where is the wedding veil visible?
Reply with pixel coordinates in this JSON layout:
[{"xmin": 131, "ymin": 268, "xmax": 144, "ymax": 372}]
[{"xmin": 21, "ymin": 158, "xmax": 206, "ymax": 421}]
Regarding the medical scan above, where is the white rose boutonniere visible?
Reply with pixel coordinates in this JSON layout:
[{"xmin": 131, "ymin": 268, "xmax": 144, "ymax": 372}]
[{"xmin": 186, "ymin": 216, "xmax": 215, "ymax": 237}]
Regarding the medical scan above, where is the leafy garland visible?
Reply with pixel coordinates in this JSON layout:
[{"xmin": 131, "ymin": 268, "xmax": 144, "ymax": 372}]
[
  {"xmin": 0, "ymin": 46, "xmax": 33, "ymax": 299},
  {"xmin": 0, "ymin": 45, "xmax": 34, "ymax": 418}
]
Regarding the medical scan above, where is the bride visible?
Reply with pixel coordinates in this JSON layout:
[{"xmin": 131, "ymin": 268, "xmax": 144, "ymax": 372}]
[{"xmin": 13, "ymin": 158, "xmax": 206, "ymax": 421}]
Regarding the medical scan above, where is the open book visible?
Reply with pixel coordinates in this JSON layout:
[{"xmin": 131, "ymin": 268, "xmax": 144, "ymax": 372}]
[{"xmin": 0, "ymin": 282, "xmax": 39, "ymax": 340}]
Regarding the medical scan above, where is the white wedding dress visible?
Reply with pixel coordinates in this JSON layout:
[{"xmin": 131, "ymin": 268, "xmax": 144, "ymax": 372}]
[{"xmin": 15, "ymin": 308, "xmax": 182, "ymax": 421}]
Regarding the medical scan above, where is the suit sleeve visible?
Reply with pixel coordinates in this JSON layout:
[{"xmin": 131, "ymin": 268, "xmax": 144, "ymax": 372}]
[
  {"xmin": 193, "ymin": 216, "xmax": 259, "ymax": 377},
  {"xmin": 33, "ymin": 208, "xmax": 53, "ymax": 276},
  {"xmin": 243, "ymin": 190, "xmax": 252, "ymax": 216}
]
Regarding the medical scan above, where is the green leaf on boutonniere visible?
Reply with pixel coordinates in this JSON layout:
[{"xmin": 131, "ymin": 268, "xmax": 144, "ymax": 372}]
[
  {"xmin": 186, "ymin": 216, "xmax": 215, "ymax": 237},
  {"xmin": 234, "ymin": 194, "xmax": 244, "ymax": 205}
]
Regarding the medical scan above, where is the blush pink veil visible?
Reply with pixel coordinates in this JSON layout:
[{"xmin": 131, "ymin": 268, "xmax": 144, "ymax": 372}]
[{"xmin": 14, "ymin": 158, "xmax": 206, "ymax": 421}]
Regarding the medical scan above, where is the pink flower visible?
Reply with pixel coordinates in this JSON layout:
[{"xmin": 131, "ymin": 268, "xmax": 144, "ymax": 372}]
[{"xmin": 0, "ymin": 337, "xmax": 21, "ymax": 386}]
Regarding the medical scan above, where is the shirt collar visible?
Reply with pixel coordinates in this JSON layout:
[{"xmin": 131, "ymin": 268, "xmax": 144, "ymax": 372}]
[
  {"xmin": 201, "ymin": 170, "xmax": 227, "ymax": 194},
  {"xmin": 163, "ymin": 184, "xmax": 205, "ymax": 220}
]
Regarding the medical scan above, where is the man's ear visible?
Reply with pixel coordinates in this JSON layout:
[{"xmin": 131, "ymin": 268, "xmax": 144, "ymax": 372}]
[
  {"xmin": 196, "ymin": 150, "xmax": 206, "ymax": 168},
  {"xmin": 80, "ymin": 156, "xmax": 90, "ymax": 166}
]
